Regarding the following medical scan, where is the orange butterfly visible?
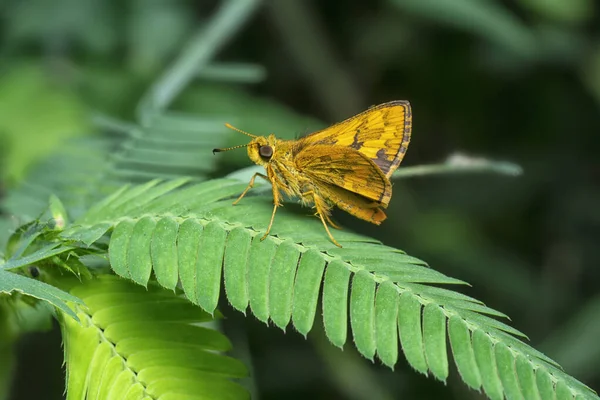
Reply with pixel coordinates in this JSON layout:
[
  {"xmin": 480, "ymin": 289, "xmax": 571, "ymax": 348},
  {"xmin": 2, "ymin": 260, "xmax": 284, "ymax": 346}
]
[{"xmin": 213, "ymin": 101, "xmax": 412, "ymax": 247}]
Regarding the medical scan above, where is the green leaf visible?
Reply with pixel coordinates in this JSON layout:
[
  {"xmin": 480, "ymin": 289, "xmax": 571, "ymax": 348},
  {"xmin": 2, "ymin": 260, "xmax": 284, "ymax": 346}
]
[
  {"xmin": 350, "ymin": 270, "xmax": 377, "ymax": 360},
  {"xmin": 473, "ymin": 329, "xmax": 504, "ymax": 400},
  {"xmin": 176, "ymin": 218, "xmax": 204, "ymax": 306},
  {"xmin": 398, "ymin": 292, "xmax": 428, "ymax": 375},
  {"xmin": 269, "ymin": 240, "xmax": 302, "ymax": 330},
  {"xmin": 58, "ymin": 179, "xmax": 600, "ymax": 400},
  {"xmin": 0, "ymin": 269, "xmax": 82, "ymax": 321},
  {"xmin": 516, "ymin": 354, "xmax": 542, "ymax": 400},
  {"xmin": 292, "ymin": 249, "xmax": 326, "ymax": 336},
  {"xmin": 536, "ymin": 368, "xmax": 557, "ymax": 400},
  {"xmin": 0, "ymin": 243, "xmax": 75, "ymax": 271},
  {"xmin": 495, "ymin": 343, "xmax": 524, "ymax": 400},
  {"xmin": 248, "ymin": 238, "xmax": 277, "ymax": 323},
  {"xmin": 423, "ymin": 303, "xmax": 449, "ymax": 381},
  {"xmin": 127, "ymin": 216, "xmax": 156, "ymax": 286},
  {"xmin": 108, "ymin": 219, "xmax": 136, "ymax": 279},
  {"xmin": 150, "ymin": 216, "xmax": 179, "ymax": 291},
  {"xmin": 556, "ymin": 381, "xmax": 575, "ymax": 400},
  {"xmin": 60, "ymin": 276, "xmax": 248, "ymax": 399},
  {"xmin": 323, "ymin": 260, "xmax": 351, "ymax": 348},
  {"xmin": 223, "ymin": 226, "xmax": 252, "ymax": 313},
  {"xmin": 374, "ymin": 280, "xmax": 399, "ymax": 368},
  {"xmin": 448, "ymin": 315, "xmax": 482, "ymax": 390},
  {"xmin": 196, "ymin": 221, "xmax": 227, "ymax": 314}
]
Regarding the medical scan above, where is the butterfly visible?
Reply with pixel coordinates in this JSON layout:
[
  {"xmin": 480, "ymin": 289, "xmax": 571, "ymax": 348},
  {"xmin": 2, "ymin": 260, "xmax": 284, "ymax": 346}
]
[{"xmin": 213, "ymin": 100, "xmax": 412, "ymax": 247}]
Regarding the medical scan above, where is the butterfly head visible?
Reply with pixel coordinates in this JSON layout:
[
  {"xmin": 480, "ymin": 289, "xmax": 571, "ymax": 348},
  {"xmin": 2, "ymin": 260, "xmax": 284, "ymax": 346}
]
[
  {"xmin": 212, "ymin": 124, "xmax": 278, "ymax": 166},
  {"xmin": 246, "ymin": 134, "xmax": 279, "ymax": 166}
]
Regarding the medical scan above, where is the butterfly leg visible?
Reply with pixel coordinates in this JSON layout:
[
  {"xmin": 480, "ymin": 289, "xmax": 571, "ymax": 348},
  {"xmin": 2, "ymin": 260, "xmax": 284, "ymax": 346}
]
[
  {"xmin": 322, "ymin": 212, "xmax": 342, "ymax": 230},
  {"xmin": 304, "ymin": 190, "xmax": 342, "ymax": 247},
  {"xmin": 303, "ymin": 190, "xmax": 341, "ymax": 230},
  {"xmin": 261, "ymin": 180, "xmax": 282, "ymax": 241},
  {"xmin": 316, "ymin": 204, "xmax": 342, "ymax": 247},
  {"xmin": 233, "ymin": 172, "xmax": 269, "ymax": 205}
]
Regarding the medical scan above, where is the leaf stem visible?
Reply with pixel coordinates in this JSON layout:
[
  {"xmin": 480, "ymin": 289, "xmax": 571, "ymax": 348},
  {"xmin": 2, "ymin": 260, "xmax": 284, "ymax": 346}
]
[{"xmin": 393, "ymin": 153, "xmax": 523, "ymax": 179}]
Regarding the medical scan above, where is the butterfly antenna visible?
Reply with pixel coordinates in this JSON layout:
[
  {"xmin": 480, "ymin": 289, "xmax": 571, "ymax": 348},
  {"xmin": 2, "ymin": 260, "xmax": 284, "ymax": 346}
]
[
  {"xmin": 212, "ymin": 143, "xmax": 250, "ymax": 154},
  {"xmin": 225, "ymin": 123, "xmax": 257, "ymax": 138},
  {"xmin": 213, "ymin": 123, "xmax": 259, "ymax": 154}
]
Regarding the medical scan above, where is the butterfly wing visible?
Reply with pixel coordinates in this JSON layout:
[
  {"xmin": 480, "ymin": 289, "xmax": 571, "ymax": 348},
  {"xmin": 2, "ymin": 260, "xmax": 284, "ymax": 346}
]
[
  {"xmin": 323, "ymin": 184, "xmax": 388, "ymax": 225},
  {"xmin": 298, "ymin": 101, "xmax": 411, "ymax": 178},
  {"xmin": 295, "ymin": 145, "xmax": 392, "ymax": 207}
]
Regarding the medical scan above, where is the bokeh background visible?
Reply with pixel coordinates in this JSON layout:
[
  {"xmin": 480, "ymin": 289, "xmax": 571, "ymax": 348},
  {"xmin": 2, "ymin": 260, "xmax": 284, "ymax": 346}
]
[{"xmin": 1, "ymin": 0, "xmax": 599, "ymax": 399}]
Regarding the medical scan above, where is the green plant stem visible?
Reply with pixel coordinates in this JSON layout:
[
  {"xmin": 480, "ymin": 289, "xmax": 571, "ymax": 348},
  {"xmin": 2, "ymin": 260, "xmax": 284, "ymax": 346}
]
[{"xmin": 137, "ymin": 0, "xmax": 262, "ymax": 124}]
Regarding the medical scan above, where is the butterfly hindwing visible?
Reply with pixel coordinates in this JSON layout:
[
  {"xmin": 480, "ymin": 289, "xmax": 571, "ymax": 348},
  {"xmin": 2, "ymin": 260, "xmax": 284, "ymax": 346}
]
[{"xmin": 295, "ymin": 145, "xmax": 392, "ymax": 206}]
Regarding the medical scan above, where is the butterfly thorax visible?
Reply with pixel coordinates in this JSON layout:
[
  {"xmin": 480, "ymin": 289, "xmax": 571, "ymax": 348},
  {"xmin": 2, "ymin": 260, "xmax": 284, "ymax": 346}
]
[{"xmin": 247, "ymin": 135, "xmax": 319, "ymax": 206}]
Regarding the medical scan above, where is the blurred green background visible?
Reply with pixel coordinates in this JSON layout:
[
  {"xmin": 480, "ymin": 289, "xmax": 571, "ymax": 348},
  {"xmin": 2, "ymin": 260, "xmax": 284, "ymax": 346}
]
[{"xmin": 1, "ymin": 0, "xmax": 599, "ymax": 399}]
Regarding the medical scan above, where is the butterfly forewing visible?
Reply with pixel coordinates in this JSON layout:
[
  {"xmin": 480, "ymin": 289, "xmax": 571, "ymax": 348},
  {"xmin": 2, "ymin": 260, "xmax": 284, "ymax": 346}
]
[{"xmin": 300, "ymin": 100, "xmax": 411, "ymax": 178}]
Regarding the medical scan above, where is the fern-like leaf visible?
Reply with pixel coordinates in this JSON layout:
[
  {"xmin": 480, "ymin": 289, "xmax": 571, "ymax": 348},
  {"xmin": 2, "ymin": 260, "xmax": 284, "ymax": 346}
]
[
  {"xmin": 0, "ymin": 269, "xmax": 82, "ymax": 321},
  {"xmin": 0, "ymin": 111, "xmax": 229, "ymax": 223},
  {"xmin": 59, "ymin": 178, "xmax": 598, "ymax": 400},
  {"xmin": 60, "ymin": 275, "xmax": 248, "ymax": 400}
]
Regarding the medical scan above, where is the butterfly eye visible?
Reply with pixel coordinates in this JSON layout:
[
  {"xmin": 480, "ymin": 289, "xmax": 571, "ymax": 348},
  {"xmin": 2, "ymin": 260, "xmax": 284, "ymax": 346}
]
[{"xmin": 259, "ymin": 145, "xmax": 273, "ymax": 159}]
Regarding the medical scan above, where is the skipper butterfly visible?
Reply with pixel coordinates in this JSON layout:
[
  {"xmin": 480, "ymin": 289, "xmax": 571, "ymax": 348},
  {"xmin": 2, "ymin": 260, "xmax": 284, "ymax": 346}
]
[{"xmin": 213, "ymin": 101, "xmax": 412, "ymax": 247}]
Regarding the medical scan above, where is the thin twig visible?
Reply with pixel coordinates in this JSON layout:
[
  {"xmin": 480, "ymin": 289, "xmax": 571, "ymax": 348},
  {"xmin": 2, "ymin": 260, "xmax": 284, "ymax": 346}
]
[{"xmin": 393, "ymin": 153, "xmax": 523, "ymax": 179}]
